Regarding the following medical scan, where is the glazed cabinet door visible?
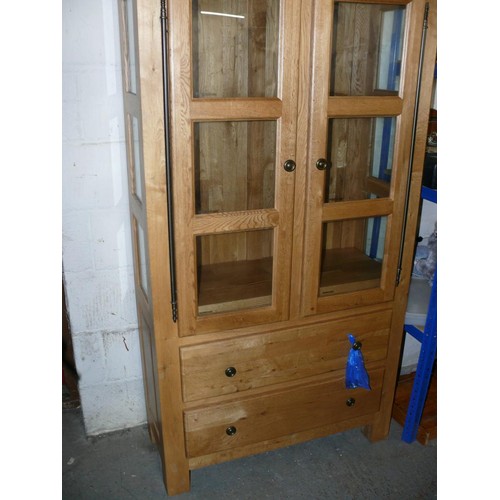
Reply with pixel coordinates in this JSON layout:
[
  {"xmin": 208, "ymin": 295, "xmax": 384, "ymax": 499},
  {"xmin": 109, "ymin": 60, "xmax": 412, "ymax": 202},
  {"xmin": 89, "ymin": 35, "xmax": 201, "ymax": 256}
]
[
  {"xmin": 301, "ymin": 0, "xmax": 429, "ymax": 316},
  {"xmin": 169, "ymin": 1, "xmax": 301, "ymax": 335}
]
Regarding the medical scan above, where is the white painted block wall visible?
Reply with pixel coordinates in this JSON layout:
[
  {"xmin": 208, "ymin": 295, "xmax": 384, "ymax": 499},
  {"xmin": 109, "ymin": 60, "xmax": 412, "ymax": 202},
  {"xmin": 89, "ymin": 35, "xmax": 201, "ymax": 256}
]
[
  {"xmin": 62, "ymin": 0, "xmax": 146, "ymax": 435},
  {"xmin": 62, "ymin": 0, "xmax": 433, "ymax": 435}
]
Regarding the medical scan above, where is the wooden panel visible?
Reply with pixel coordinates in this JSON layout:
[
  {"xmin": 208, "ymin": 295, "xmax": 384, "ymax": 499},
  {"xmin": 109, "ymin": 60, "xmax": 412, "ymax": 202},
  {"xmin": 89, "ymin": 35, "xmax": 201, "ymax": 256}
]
[
  {"xmin": 192, "ymin": 0, "xmax": 279, "ymax": 99},
  {"xmin": 330, "ymin": 3, "xmax": 381, "ymax": 96},
  {"xmin": 322, "ymin": 198, "xmax": 393, "ymax": 221},
  {"xmin": 191, "ymin": 209, "xmax": 279, "ymax": 235},
  {"xmin": 365, "ymin": 176, "xmax": 391, "ymax": 198},
  {"xmin": 190, "ymin": 99, "xmax": 282, "ymax": 120},
  {"xmin": 338, "ymin": 0, "xmax": 411, "ymax": 5},
  {"xmin": 184, "ymin": 368, "xmax": 384, "ymax": 457},
  {"xmin": 328, "ymin": 97, "xmax": 403, "ymax": 117},
  {"xmin": 181, "ymin": 310, "xmax": 391, "ymax": 402},
  {"xmin": 138, "ymin": 312, "xmax": 161, "ymax": 427}
]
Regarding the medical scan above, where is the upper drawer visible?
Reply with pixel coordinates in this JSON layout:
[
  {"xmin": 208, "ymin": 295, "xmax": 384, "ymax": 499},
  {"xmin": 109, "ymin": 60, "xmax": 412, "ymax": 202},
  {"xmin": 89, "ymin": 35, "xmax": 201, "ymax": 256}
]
[{"xmin": 180, "ymin": 310, "xmax": 391, "ymax": 402}]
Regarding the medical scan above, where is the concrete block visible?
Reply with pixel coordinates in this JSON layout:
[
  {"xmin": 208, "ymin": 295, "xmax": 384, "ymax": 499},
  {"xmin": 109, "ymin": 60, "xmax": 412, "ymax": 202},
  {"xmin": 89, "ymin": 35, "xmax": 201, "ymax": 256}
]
[
  {"xmin": 62, "ymin": 70, "xmax": 79, "ymax": 103},
  {"xmin": 102, "ymin": 328, "xmax": 143, "ymax": 382},
  {"xmin": 78, "ymin": 68, "xmax": 124, "ymax": 143},
  {"xmin": 63, "ymin": 241, "xmax": 94, "ymax": 273},
  {"xmin": 62, "ymin": 100, "xmax": 83, "ymax": 143},
  {"xmin": 62, "ymin": 142, "xmax": 129, "ymax": 211},
  {"xmin": 64, "ymin": 268, "xmax": 138, "ymax": 334},
  {"xmin": 62, "ymin": 211, "xmax": 92, "ymax": 243},
  {"xmin": 72, "ymin": 332, "xmax": 106, "ymax": 387},
  {"xmin": 62, "ymin": 211, "xmax": 94, "ymax": 272},
  {"xmin": 90, "ymin": 209, "xmax": 133, "ymax": 271},
  {"xmin": 62, "ymin": 0, "xmax": 113, "ymax": 67},
  {"xmin": 79, "ymin": 379, "xmax": 147, "ymax": 435}
]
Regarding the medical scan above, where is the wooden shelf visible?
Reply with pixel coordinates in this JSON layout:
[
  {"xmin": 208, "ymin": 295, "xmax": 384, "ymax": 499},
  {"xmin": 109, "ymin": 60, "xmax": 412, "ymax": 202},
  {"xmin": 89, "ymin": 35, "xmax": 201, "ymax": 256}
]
[
  {"xmin": 197, "ymin": 248, "xmax": 382, "ymax": 314},
  {"xmin": 392, "ymin": 367, "xmax": 437, "ymax": 445},
  {"xmin": 197, "ymin": 257, "xmax": 273, "ymax": 315},
  {"xmin": 320, "ymin": 247, "xmax": 382, "ymax": 295}
]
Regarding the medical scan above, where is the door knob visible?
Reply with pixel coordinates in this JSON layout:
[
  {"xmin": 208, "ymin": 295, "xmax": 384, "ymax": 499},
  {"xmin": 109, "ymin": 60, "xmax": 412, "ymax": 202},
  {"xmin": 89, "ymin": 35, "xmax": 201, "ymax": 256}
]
[
  {"xmin": 283, "ymin": 159, "xmax": 296, "ymax": 172},
  {"xmin": 316, "ymin": 158, "xmax": 330, "ymax": 170}
]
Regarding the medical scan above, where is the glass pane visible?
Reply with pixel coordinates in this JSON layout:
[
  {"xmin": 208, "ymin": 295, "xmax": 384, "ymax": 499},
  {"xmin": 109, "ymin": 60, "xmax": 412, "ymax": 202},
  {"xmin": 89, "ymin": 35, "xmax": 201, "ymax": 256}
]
[
  {"xmin": 330, "ymin": 3, "xmax": 406, "ymax": 96},
  {"xmin": 194, "ymin": 121, "xmax": 276, "ymax": 214},
  {"xmin": 192, "ymin": 0, "xmax": 279, "ymax": 98},
  {"xmin": 325, "ymin": 117, "xmax": 396, "ymax": 202},
  {"xmin": 319, "ymin": 217, "xmax": 387, "ymax": 296},
  {"xmin": 134, "ymin": 218, "xmax": 149, "ymax": 297},
  {"xmin": 125, "ymin": 0, "xmax": 137, "ymax": 94},
  {"xmin": 129, "ymin": 115, "xmax": 143, "ymax": 202},
  {"xmin": 197, "ymin": 229, "xmax": 274, "ymax": 315}
]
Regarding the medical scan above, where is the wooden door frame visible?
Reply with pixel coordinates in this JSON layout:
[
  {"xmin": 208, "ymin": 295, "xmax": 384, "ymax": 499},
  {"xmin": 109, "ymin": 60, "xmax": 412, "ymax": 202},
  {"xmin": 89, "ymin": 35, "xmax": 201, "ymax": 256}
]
[
  {"xmin": 299, "ymin": 0, "xmax": 428, "ymax": 317},
  {"xmin": 168, "ymin": 0, "xmax": 303, "ymax": 336}
]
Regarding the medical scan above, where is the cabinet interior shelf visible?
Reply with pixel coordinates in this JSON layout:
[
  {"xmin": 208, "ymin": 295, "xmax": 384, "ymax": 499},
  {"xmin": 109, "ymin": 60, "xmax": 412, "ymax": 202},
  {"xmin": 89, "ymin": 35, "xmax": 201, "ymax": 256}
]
[
  {"xmin": 320, "ymin": 248, "xmax": 382, "ymax": 295},
  {"xmin": 197, "ymin": 247, "xmax": 382, "ymax": 315}
]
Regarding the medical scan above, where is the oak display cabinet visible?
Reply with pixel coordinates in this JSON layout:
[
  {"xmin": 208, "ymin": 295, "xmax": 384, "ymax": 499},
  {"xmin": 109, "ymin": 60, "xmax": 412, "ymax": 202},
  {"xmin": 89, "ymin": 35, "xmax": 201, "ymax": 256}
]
[{"xmin": 118, "ymin": 0, "xmax": 436, "ymax": 495}]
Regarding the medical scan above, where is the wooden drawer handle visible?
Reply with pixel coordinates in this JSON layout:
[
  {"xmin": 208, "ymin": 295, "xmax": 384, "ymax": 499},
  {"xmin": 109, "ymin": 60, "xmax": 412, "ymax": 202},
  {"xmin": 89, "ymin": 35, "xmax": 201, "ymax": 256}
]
[
  {"xmin": 225, "ymin": 367, "xmax": 237, "ymax": 377},
  {"xmin": 346, "ymin": 398, "xmax": 356, "ymax": 407},
  {"xmin": 226, "ymin": 426, "xmax": 237, "ymax": 436}
]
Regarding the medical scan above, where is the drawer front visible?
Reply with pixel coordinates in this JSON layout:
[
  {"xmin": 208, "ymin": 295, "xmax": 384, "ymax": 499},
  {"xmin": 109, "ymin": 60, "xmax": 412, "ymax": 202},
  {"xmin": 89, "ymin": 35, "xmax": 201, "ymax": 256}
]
[
  {"xmin": 180, "ymin": 310, "xmax": 391, "ymax": 402},
  {"xmin": 184, "ymin": 368, "xmax": 384, "ymax": 458}
]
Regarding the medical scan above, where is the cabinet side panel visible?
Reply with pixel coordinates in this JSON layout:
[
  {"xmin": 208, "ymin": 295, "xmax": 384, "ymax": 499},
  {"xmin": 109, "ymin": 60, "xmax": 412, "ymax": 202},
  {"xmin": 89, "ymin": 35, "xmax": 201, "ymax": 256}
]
[
  {"xmin": 364, "ymin": 0, "xmax": 437, "ymax": 441},
  {"xmin": 118, "ymin": 0, "xmax": 159, "ymax": 434},
  {"xmin": 118, "ymin": 0, "xmax": 191, "ymax": 495},
  {"xmin": 137, "ymin": 0, "xmax": 191, "ymax": 494}
]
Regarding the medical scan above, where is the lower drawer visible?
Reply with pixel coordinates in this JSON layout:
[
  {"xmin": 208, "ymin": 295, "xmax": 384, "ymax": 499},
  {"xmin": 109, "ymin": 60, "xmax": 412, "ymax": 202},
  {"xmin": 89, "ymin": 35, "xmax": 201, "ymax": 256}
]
[{"xmin": 184, "ymin": 368, "xmax": 384, "ymax": 458}]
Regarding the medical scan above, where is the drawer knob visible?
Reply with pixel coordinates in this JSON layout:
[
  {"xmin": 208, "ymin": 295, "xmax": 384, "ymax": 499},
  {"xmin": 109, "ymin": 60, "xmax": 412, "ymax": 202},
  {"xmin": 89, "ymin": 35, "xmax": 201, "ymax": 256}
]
[
  {"xmin": 346, "ymin": 398, "xmax": 356, "ymax": 407},
  {"xmin": 352, "ymin": 341, "xmax": 362, "ymax": 350},
  {"xmin": 226, "ymin": 426, "xmax": 237, "ymax": 436},
  {"xmin": 225, "ymin": 367, "xmax": 237, "ymax": 377}
]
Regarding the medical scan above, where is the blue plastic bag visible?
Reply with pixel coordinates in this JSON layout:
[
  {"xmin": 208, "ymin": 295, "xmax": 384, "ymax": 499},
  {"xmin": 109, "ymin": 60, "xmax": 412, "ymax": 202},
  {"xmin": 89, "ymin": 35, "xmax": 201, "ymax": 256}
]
[{"xmin": 345, "ymin": 334, "xmax": 371, "ymax": 390}]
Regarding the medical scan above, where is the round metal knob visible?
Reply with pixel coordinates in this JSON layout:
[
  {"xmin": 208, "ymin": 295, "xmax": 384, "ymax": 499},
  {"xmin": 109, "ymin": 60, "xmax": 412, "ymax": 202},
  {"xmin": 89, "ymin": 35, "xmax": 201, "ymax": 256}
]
[
  {"xmin": 226, "ymin": 426, "xmax": 237, "ymax": 436},
  {"xmin": 352, "ymin": 341, "xmax": 362, "ymax": 351},
  {"xmin": 225, "ymin": 367, "xmax": 237, "ymax": 378},
  {"xmin": 316, "ymin": 158, "xmax": 329, "ymax": 170},
  {"xmin": 283, "ymin": 159, "xmax": 296, "ymax": 172},
  {"xmin": 346, "ymin": 398, "xmax": 356, "ymax": 407}
]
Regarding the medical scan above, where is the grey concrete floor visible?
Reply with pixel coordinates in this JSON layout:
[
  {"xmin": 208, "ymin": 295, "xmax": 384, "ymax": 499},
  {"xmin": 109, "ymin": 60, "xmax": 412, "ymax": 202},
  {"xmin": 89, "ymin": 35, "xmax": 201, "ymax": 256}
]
[{"xmin": 62, "ymin": 405, "xmax": 436, "ymax": 499}]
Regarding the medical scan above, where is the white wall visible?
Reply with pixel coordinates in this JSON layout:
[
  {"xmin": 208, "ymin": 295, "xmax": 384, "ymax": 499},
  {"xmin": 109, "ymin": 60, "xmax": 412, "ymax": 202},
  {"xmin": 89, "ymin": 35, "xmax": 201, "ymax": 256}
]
[{"xmin": 62, "ymin": 0, "xmax": 146, "ymax": 435}]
